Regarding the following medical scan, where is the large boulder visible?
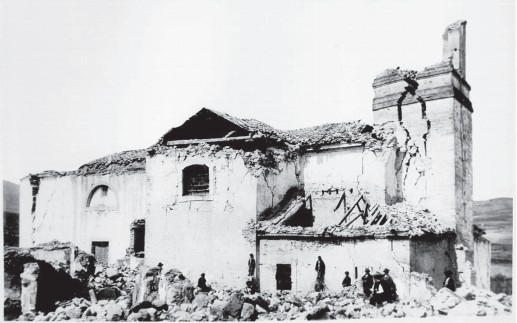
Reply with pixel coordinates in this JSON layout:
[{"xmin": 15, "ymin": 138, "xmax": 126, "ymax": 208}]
[
  {"xmin": 241, "ymin": 303, "xmax": 256, "ymax": 321},
  {"xmin": 96, "ymin": 287, "xmax": 122, "ymax": 300},
  {"xmin": 193, "ymin": 293, "xmax": 209, "ymax": 309},
  {"xmin": 105, "ymin": 302, "xmax": 124, "ymax": 321},
  {"xmin": 222, "ymin": 292, "xmax": 244, "ymax": 318}
]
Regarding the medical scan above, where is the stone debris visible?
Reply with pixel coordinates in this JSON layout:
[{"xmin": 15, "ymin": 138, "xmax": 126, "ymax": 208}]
[
  {"xmin": 88, "ymin": 263, "xmax": 138, "ymax": 297},
  {"xmin": 253, "ymin": 201, "xmax": 455, "ymax": 238},
  {"xmin": 13, "ymin": 259, "xmax": 512, "ymax": 321}
]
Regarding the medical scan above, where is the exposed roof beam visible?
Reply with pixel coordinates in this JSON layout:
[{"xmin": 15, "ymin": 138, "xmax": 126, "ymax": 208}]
[{"xmin": 167, "ymin": 134, "xmax": 262, "ymax": 146}]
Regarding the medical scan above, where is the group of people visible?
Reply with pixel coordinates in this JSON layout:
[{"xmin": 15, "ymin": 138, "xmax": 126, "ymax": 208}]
[
  {"xmin": 314, "ymin": 256, "xmax": 398, "ymax": 304},
  {"xmin": 360, "ymin": 268, "xmax": 398, "ymax": 305},
  {"xmin": 170, "ymin": 253, "xmax": 456, "ymax": 301}
]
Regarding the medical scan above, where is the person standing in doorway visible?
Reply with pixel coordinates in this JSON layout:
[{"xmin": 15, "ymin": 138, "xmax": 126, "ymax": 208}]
[{"xmin": 248, "ymin": 254, "xmax": 256, "ymax": 276}]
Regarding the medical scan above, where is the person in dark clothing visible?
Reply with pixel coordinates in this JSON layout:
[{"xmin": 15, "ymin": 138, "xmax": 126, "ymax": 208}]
[
  {"xmin": 362, "ymin": 268, "xmax": 374, "ymax": 297},
  {"xmin": 381, "ymin": 268, "xmax": 397, "ymax": 303},
  {"xmin": 443, "ymin": 270, "xmax": 456, "ymax": 291},
  {"xmin": 370, "ymin": 272, "xmax": 387, "ymax": 306},
  {"xmin": 245, "ymin": 278, "xmax": 257, "ymax": 294},
  {"xmin": 198, "ymin": 273, "xmax": 210, "ymax": 292},
  {"xmin": 342, "ymin": 271, "xmax": 352, "ymax": 287},
  {"xmin": 248, "ymin": 254, "xmax": 256, "ymax": 276},
  {"xmin": 315, "ymin": 256, "xmax": 326, "ymax": 284}
]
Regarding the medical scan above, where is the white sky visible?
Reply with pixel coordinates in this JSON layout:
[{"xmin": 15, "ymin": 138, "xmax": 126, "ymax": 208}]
[{"xmin": 0, "ymin": 0, "xmax": 515, "ymax": 201}]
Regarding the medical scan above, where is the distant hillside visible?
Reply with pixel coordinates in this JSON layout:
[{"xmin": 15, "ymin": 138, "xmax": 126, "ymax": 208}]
[
  {"xmin": 3, "ymin": 180, "xmax": 20, "ymax": 214},
  {"xmin": 3, "ymin": 180, "xmax": 20, "ymax": 247},
  {"xmin": 474, "ymin": 197, "xmax": 513, "ymax": 245}
]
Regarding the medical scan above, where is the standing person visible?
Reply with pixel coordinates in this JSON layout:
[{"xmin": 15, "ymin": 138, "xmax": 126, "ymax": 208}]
[
  {"xmin": 370, "ymin": 272, "xmax": 386, "ymax": 306},
  {"xmin": 381, "ymin": 268, "xmax": 397, "ymax": 303},
  {"xmin": 362, "ymin": 268, "xmax": 374, "ymax": 297},
  {"xmin": 443, "ymin": 270, "xmax": 456, "ymax": 291},
  {"xmin": 342, "ymin": 271, "xmax": 352, "ymax": 287},
  {"xmin": 248, "ymin": 254, "xmax": 256, "ymax": 276},
  {"xmin": 315, "ymin": 256, "xmax": 326, "ymax": 284}
]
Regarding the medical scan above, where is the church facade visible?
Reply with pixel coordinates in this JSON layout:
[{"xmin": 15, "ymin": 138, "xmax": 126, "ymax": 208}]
[{"xmin": 19, "ymin": 21, "xmax": 490, "ymax": 296}]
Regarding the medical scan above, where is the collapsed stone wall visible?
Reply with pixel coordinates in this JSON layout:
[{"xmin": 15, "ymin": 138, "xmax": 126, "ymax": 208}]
[{"xmin": 4, "ymin": 242, "xmax": 95, "ymax": 320}]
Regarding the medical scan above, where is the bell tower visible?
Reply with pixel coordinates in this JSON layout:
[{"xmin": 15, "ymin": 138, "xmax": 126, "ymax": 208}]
[{"xmin": 371, "ymin": 21, "xmax": 473, "ymax": 252}]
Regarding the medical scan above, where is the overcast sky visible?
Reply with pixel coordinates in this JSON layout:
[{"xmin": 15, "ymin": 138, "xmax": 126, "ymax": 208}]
[{"xmin": 1, "ymin": 0, "xmax": 515, "ymax": 200}]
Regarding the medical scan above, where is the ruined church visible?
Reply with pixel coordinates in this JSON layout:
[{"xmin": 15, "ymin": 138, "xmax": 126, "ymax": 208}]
[{"xmin": 19, "ymin": 21, "xmax": 490, "ymax": 298}]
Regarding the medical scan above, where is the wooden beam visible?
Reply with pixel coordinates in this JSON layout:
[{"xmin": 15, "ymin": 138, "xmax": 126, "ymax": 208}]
[
  {"xmin": 338, "ymin": 195, "xmax": 364, "ymax": 226},
  {"xmin": 167, "ymin": 135, "xmax": 259, "ymax": 146}
]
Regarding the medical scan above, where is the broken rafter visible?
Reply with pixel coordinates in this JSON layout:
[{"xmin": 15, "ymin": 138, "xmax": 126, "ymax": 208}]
[
  {"xmin": 167, "ymin": 134, "xmax": 262, "ymax": 146},
  {"xmin": 338, "ymin": 195, "xmax": 365, "ymax": 225}
]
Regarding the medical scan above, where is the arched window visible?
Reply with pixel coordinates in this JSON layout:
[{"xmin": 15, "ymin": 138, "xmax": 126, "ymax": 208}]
[
  {"xmin": 183, "ymin": 165, "xmax": 209, "ymax": 196},
  {"xmin": 87, "ymin": 185, "xmax": 118, "ymax": 210}
]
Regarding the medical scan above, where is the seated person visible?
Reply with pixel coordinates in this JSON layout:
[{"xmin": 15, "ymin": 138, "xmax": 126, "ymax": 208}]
[{"xmin": 197, "ymin": 273, "xmax": 211, "ymax": 292}]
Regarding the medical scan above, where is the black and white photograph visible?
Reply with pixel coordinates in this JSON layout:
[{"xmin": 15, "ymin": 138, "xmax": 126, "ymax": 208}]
[{"xmin": 1, "ymin": 0, "xmax": 515, "ymax": 322}]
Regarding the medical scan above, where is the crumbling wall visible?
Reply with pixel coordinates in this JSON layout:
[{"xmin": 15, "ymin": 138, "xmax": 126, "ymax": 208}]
[
  {"xmin": 258, "ymin": 237, "xmax": 411, "ymax": 297},
  {"xmin": 145, "ymin": 149, "xmax": 258, "ymax": 289},
  {"xmin": 301, "ymin": 146, "xmax": 367, "ymax": 227},
  {"xmin": 409, "ymin": 237, "xmax": 457, "ymax": 289},
  {"xmin": 473, "ymin": 237, "xmax": 491, "ymax": 289},
  {"xmin": 256, "ymin": 160, "xmax": 300, "ymax": 217},
  {"xmin": 19, "ymin": 172, "xmax": 147, "ymax": 264},
  {"xmin": 454, "ymin": 99, "xmax": 474, "ymax": 251}
]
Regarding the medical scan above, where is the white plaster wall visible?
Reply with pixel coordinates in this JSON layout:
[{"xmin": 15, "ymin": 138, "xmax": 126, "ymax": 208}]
[
  {"xmin": 75, "ymin": 174, "xmax": 147, "ymax": 263},
  {"xmin": 20, "ymin": 173, "xmax": 147, "ymax": 264},
  {"xmin": 454, "ymin": 100, "xmax": 474, "ymax": 250},
  {"xmin": 473, "ymin": 238, "xmax": 491, "ymax": 289},
  {"xmin": 258, "ymin": 238, "xmax": 411, "ymax": 297},
  {"xmin": 409, "ymin": 238, "xmax": 457, "ymax": 288},
  {"xmin": 302, "ymin": 147, "xmax": 372, "ymax": 227},
  {"xmin": 19, "ymin": 178, "xmax": 34, "ymax": 247},
  {"xmin": 256, "ymin": 160, "xmax": 300, "ymax": 216},
  {"xmin": 373, "ymin": 98, "xmax": 458, "ymax": 231},
  {"xmin": 28, "ymin": 176, "xmax": 77, "ymax": 246},
  {"xmin": 145, "ymin": 152, "xmax": 258, "ymax": 289}
]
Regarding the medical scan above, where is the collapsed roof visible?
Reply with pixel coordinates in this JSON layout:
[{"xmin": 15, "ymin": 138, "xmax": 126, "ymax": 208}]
[
  {"xmin": 159, "ymin": 108, "xmax": 394, "ymax": 150},
  {"xmin": 28, "ymin": 108, "xmax": 395, "ymax": 178},
  {"xmin": 254, "ymin": 201, "xmax": 455, "ymax": 239}
]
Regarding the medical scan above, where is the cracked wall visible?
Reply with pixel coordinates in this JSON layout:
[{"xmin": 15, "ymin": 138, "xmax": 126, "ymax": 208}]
[
  {"xmin": 298, "ymin": 143, "xmax": 397, "ymax": 227},
  {"xmin": 145, "ymin": 150, "xmax": 258, "ymax": 289},
  {"xmin": 256, "ymin": 160, "xmax": 300, "ymax": 216},
  {"xmin": 409, "ymin": 237, "xmax": 457, "ymax": 289},
  {"xmin": 19, "ymin": 173, "xmax": 147, "ymax": 264},
  {"xmin": 258, "ymin": 238, "xmax": 411, "ymax": 296}
]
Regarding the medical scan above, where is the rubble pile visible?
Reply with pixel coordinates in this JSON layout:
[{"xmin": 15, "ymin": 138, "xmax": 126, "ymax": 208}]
[
  {"xmin": 29, "ymin": 150, "xmax": 147, "ymax": 178},
  {"xmin": 73, "ymin": 149, "xmax": 147, "ymax": 176},
  {"xmin": 253, "ymin": 201, "xmax": 454, "ymax": 238},
  {"xmin": 16, "ymin": 278, "xmax": 511, "ymax": 321},
  {"xmin": 88, "ymin": 263, "xmax": 139, "ymax": 297}
]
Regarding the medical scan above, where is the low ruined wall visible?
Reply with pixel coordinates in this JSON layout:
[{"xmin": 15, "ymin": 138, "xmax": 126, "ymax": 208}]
[
  {"xmin": 473, "ymin": 237, "xmax": 491, "ymax": 289},
  {"xmin": 258, "ymin": 237, "xmax": 411, "ymax": 297},
  {"xmin": 409, "ymin": 237, "xmax": 457, "ymax": 289}
]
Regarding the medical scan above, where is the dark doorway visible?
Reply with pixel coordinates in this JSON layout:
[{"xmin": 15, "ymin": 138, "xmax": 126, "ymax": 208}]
[
  {"xmin": 276, "ymin": 264, "xmax": 292, "ymax": 290},
  {"xmin": 130, "ymin": 219, "xmax": 145, "ymax": 258},
  {"xmin": 91, "ymin": 241, "xmax": 109, "ymax": 264},
  {"xmin": 134, "ymin": 226, "xmax": 145, "ymax": 253}
]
